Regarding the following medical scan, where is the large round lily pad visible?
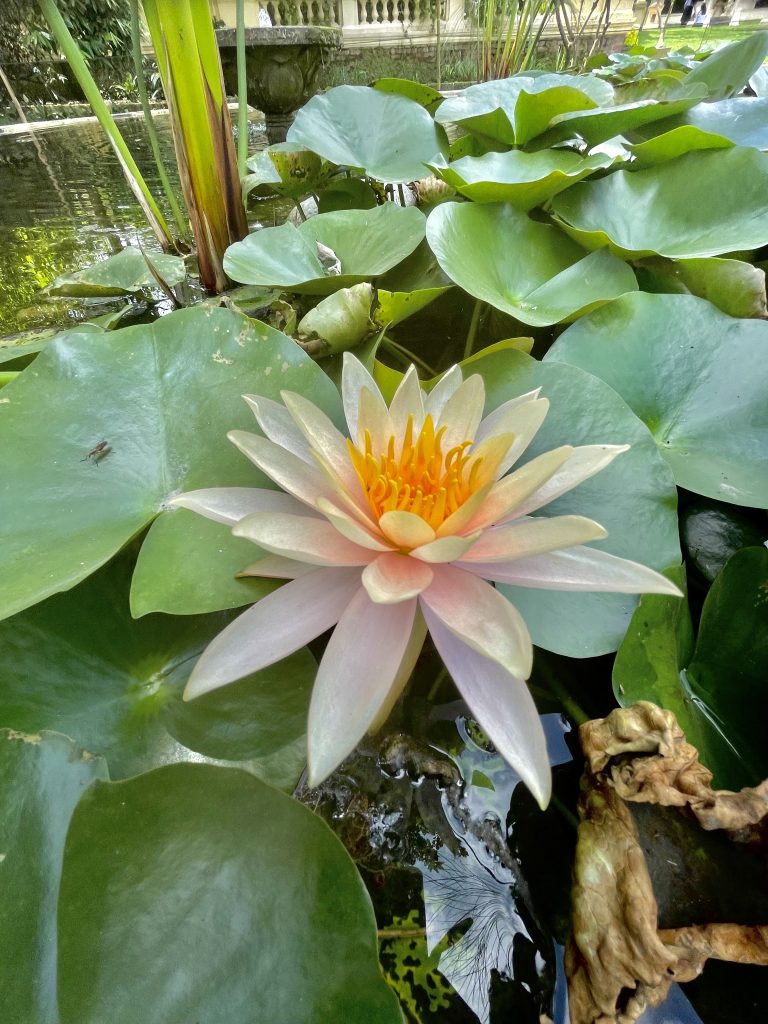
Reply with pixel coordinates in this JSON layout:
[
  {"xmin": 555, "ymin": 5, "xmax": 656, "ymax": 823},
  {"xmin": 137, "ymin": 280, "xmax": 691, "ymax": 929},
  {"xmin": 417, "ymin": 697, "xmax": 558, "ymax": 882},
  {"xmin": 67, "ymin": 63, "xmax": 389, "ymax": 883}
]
[
  {"xmin": 46, "ymin": 246, "xmax": 186, "ymax": 298},
  {"xmin": 431, "ymin": 149, "xmax": 613, "ymax": 210},
  {"xmin": 223, "ymin": 204, "xmax": 426, "ymax": 294},
  {"xmin": 550, "ymin": 148, "xmax": 768, "ymax": 259},
  {"xmin": 57, "ymin": 763, "xmax": 403, "ymax": 1024},
  {"xmin": 0, "ymin": 730, "xmax": 107, "ymax": 1024},
  {"xmin": 434, "ymin": 74, "xmax": 613, "ymax": 148},
  {"xmin": 628, "ymin": 98, "xmax": 768, "ymax": 165},
  {"xmin": 0, "ymin": 306, "xmax": 341, "ymax": 621},
  {"xmin": 287, "ymin": 84, "xmax": 448, "ymax": 183},
  {"xmin": 547, "ymin": 292, "xmax": 768, "ymax": 507},
  {"xmin": 426, "ymin": 201, "xmax": 637, "ymax": 326},
  {"xmin": 458, "ymin": 346, "xmax": 681, "ymax": 658}
]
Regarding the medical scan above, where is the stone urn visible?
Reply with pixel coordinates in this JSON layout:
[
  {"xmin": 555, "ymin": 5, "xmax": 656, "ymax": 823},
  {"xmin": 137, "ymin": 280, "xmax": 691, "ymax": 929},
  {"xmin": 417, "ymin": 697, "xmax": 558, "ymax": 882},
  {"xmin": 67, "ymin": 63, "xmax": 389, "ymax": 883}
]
[{"xmin": 216, "ymin": 26, "xmax": 342, "ymax": 144}]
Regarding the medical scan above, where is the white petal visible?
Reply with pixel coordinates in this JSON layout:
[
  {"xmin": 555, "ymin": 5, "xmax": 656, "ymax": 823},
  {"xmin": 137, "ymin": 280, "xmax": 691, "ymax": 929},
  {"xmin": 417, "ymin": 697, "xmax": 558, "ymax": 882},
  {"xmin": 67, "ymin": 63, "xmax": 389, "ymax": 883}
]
[
  {"xmin": 228, "ymin": 430, "xmax": 338, "ymax": 509},
  {"xmin": 436, "ymin": 373, "xmax": 486, "ymax": 450},
  {"xmin": 424, "ymin": 364, "xmax": 462, "ymax": 420},
  {"xmin": 342, "ymin": 352, "xmax": 387, "ymax": 443},
  {"xmin": 307, "ymin": 589, "xmax": 418, "ymax": 785},
  {"xmin": 233, "ymin": 512, "xmax": 375, "ymax": 566},
  {"xmin": 420, "ymin": 564, "xmax": 533, "ymax": 679},
  {"xmin": 477, "ymin": 398, "xmax": 550, "ymax": 476},
  {"xmin": 463, "ymin": 447, "xmax": 574, "ymax": 531},
  {"xmin": 509, "ymin": 444, "xmax": 630, "ymax": 518},
  {"xmin": 358, "ymin": 385, "xmax": 394, "ymax": 454},
  {"xmin": 367, "ymin": 610, "xmax": 428, "ymax": 733},
  {"xmin": 458, "ymin": 546, "xmax": 683, "ymax": 595},
  {"xmin": 424, "ymin": 613, "xmax": 551, "ymax": 808},
  {"xmin": 243, "ymin": 395, "xmax": 314, "ymax": 464},
  {"xmin": 410, "ymin": 532, "xmax": 482, "ymax": 563},
  {"xmin": 316, "ymin": 497, "xmax": 393, "ymax": 551},
  {"xmin": 362, "ymin": 553, "xmax": 434, "ymax": 603},
  {"xmin": 280, "ymin": 390, "xmax": 362, "ymax": 498},
  {"xmin": 473, "ymin": 387, "xmax": 541, "ymax": 446},
  {"xmin": 184, "ymin": 568, "xmax": 360, "ymax": 699},
  {"xmin": 460, "ymin": 515, "xmax": 607, "ymax": 563},
  {"xmin": 167, "ymin": 487, "xmax": 308, "ymax": 526},
  {"xmin": 379, "ymin": 510, "xmax": 435, "ymax": 549},
  {"xmin": 389, "ymin": 364, "xmax": 425, "ymax": 437},
  {"xmin": 237, "ymin": 556, "xmax": 317, "ymax": 579}
]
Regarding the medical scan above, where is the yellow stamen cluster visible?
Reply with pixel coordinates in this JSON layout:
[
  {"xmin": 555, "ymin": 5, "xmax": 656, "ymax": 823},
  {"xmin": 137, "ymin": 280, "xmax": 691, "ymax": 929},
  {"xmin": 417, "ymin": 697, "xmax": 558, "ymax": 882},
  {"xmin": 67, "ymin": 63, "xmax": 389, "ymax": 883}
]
[{"xmin": 348, "ymin": 414, "xmax": 483, "ymax": 531}]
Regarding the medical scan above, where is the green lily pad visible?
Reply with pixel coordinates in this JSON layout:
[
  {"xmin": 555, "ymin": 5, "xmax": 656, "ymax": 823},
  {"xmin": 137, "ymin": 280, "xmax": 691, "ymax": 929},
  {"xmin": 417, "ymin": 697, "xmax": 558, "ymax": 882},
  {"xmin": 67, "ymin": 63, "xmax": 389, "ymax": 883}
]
[
  {"xmin": 378, "ymin": 237, "xmax": 453, "ymax": 293},
  {"xmin": 426, "ymin": 201, "xmax": 637, "ymax": 326},
  {"xmin": 547, "ymin": 292, "xmax": 768, "ymax": 507},
  {"xmin": 614, "ymin": 548, "xmax": 768, "ymax": 790},
  {"xmin": 287, "ymin": 85, "xmax": 448, "ymax": 183},
  {"xmin": 0, "ymin": 321, "xmax": 102, "ymax": 367},
  {"xmin": 434, "ymin": 74, "xmax": 613, "ymax": 147},
  {"xmin": 0, "ymin": 730, "xmax": 107, "ymax": 1024},
  {"xmin": 0, "ymin": 306, "xmax": 341, "ymax": 621},
  {"xmin": 460, "ymin": 347, "xmax": 681, "ymax": 658},
  {"xmin": 532, "ymin": 91, "xmax": 707, "ymax": 149},
  {"xmin": 374, "ymin": 284, "xmax": 449, "ymax": 329},
  {"xmin": 637, "ymin": 256, "xmax": 766, "ymax": 319},
  {"xmin": 317, "ymin": 178, "xmax": 379, "ymax": 213},
  {"xmin": 297, "ymin": 283, "xmax": 375, "ymax": 352},
  {"xmin": 46, "ymin": 246, "xmax": 186, "ymax": 298},
  {"xmin": 372, "ymin": 77, "xmax": 444, "ymax": 114},
  {"xmin": 243, "ymin": 143, "xmax": 335, "ymax": 202},
  {"xmin": 681, "ymin": 498, "xmax": 767, "ymax": 583},
  {"xmin": 683, "ymin": 30, "xmax": 768, "ymax": 101},
  {"xmin": 627, "ymin": 125, "xmax": 733, "ymax": 166},
  {"xmin": 431, "ymin": 149, "xmax": 613, "ymax": 209},
  {"xmin": 0, "ymin": 556, "xmax": 314, "ymax": 783},
  {"xmin": 628, "ymin": 98, "xmax": 768, "ymax": 164},
  {"xmin": 57, "ymin": 764, "xmax": 403, "ymax": 1024},
  {"xmin": 223, "ymin": 204, "xmax": 426, "ymax": 294},
  {"xmin": 550, "ymin": 148, "xmax": 768, "ymax": 259}
]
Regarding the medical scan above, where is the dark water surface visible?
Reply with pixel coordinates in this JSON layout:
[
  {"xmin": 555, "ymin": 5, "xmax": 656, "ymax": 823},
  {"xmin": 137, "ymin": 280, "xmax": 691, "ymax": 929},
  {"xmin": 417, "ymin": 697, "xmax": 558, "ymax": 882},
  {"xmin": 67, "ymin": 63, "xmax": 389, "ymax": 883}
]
[{"xmin": 0, "ymin": 113, "xmax": 267, "ymax": 335}]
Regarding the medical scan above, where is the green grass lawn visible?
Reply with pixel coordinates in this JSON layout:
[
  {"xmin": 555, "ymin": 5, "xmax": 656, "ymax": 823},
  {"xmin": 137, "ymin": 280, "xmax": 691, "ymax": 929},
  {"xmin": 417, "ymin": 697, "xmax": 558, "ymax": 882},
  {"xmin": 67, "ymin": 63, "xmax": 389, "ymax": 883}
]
[{"xmin": 638, "ymin": 22, "xmax": 766, "ymax": 52}]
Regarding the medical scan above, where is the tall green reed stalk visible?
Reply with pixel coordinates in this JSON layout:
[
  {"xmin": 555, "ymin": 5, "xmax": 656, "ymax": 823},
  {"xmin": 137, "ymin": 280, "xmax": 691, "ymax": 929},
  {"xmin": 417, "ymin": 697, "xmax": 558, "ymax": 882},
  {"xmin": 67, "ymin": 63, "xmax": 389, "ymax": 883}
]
[{"xmin": 475, "ymin": 0, "xmax": 558, "ymax": 79}]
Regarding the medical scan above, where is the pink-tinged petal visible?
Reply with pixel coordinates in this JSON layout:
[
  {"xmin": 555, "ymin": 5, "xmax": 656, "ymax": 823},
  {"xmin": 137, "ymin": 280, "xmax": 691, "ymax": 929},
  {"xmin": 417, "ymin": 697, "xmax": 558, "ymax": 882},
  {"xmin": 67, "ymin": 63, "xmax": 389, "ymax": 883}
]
[
  {"xmin": 228, "ymin": 430, "xmax": 338, "ymax": 509},
  {"xmin": 280, "ymin": 390, "xmax": 363, "ymax": 499},
  {"xmin": 237, "ymin": 556, "xmax": 317, "ymax": 579},
  {"xmin": 476, "ymin": 398, "xmax": 550, "ymax": 476},
  {"xmin": 367, "ymin": 610, "xmax": 428, "ymax": 733},
  {"xmin": 460, "ymin": 515, "xmax": 607, "ymax": 563},
  {"xmin": 458, "ymin": 546, "xmax": 683, "ymax": 595},
  {"xmin": 437, "ymin": 373, "xmax": 486, "ymax": 450},
  {"xmin": 379, "ymin": 510, "xmax": 436, "ymax": 549},
  {"xmin": 425, "ymin": 364, "xmax": 463, "ymax": 420},
  {"xmin": 242, "ymin": 395, "xmax": 314, "ymax": 464},
  {"xmin": 389, "ymin": 365, "xmax": 425, "ymax": 437},
  {"xmin": 424, "ymin": 613, "xmax": 551, "ymax": 808},
  {"xmin": 342, "ymin": 352, "xmax": 386, "ymax": 441},
  {"xmin": 359, "ymin": 385, "xmax": 394, "ymax": 454},
  {"xmin": 233, "ymin": 512, "xmax": 375, "ymax": 566},
  {"xmin": 362, "ymin": 552, "xmax": 434, "ymax": 603},
  {"xmin": 435, "ymin": 481, "xmax": 494, "ymax": 538},
  {"xmin": 307, "ymin": 589, "xmax": 418, "ymax": 785},
  {"xmin": 184, "ymin": 568, "xmax": 360, "ymax": 699},
  {"xmin": 167, "ymin": 487, "xmax": 308, "ymax": 525},
  {"xmin": 420, "ymin": 564, "xmax": 533, "ymax": 678},
  {"xmin": 509, "ymin": 444, "xmax": 630, "ymax": 518},
  {"xmin": 316, "ymin": 497, "xmax": 393, "ymax": 552},
  {"xmin": 464, "ymin": 447, "xmax": 574, "ymax": 531},
  {"xmin": 410, "ymin": 532, "xmax": 482, "ymax": 563}
]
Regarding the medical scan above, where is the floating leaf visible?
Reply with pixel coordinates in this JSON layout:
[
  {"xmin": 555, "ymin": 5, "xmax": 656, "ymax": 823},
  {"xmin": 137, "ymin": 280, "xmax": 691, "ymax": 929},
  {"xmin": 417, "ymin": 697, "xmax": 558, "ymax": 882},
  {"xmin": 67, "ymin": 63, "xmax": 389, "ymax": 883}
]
[
  {"xmin": 434, "ymin": 74, "xmax": 613, "ymax": 147},
  {"xmin": 287, "ymin": 85, "xmax": 448, "ymax": 183},
  {"xmin": 550, "ymin": 148, "xmax": 768, "ymax": 259},
  {"xmin": 0, "ymin": 730, "xmax": 107, "ymax": 1024},
  {"xmin": 430, "ymin": 148, "xmax": 613, "ymax": 210},
  {"xmin": 548, "ymin": 292, "xmax": 768, "ymax": 506},
  {"xmin": 57, "ymin": 764, "xmax": 402, "ymax": 1024},
  {"xmin": 0, "ymin": 557, "xmax": 313, "ymax": 783},
  {"xmin": 683, "ymin": 30, "xmax": 768, "ymax": 100},
  {"xmin": 426, "ymin": 201, "xmax": 637, "ymax": 326},
  {"xmin": 244, "ymin": 144, "xmax": 335, "ymax": 202},
  {"xmin": 0, "ymin": 306, "xmax": 341, "ymax": 621},
  {"xmin": 628, "ymin": 98, "xmax": 768, "ymax": 164},
  {"xmin": 637, "ymin": 256, "xmax": 767, "ymax": 319},
  {"xmin": 681, "ymin": 498, "xmax": 767, "ymax": 583},
  {"xmin": 372, "ymin": 77, "xmax": 444, "ymax": 114},
  {"xmin": 46, "ymin": 246, "xmax": 186, "ymax": 298},
  {"xmin": 318, "ymin": 178, "xmax": 379, "ymax": 213},
  {"xmin": 223, "ymin": 205, "xmax": 426, "ymax": 294}
]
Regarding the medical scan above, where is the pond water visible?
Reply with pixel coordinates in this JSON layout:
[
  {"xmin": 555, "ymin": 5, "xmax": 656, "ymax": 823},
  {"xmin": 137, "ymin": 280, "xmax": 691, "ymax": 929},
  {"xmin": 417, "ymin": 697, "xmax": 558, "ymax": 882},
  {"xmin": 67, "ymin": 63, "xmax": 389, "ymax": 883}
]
[{"xmin": 0, "ymin": 112, "xmax": 268, "ymax": 336}]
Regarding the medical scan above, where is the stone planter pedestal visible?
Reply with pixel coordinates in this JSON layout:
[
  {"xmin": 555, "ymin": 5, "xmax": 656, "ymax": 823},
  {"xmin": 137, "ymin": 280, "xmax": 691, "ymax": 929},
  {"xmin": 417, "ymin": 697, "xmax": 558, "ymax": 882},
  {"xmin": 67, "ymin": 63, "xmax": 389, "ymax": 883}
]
[{"xmin": 216, "ymin": 27, "xmax": 342, "ymax": 144}]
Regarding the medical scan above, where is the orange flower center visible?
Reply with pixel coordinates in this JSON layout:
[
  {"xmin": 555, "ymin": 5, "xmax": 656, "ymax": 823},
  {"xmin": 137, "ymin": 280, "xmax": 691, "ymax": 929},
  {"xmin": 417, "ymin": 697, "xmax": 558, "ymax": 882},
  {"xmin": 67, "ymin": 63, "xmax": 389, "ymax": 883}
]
[{"xmin": 348, "ymin": 414, "xmax": 483, "ymax": 531}]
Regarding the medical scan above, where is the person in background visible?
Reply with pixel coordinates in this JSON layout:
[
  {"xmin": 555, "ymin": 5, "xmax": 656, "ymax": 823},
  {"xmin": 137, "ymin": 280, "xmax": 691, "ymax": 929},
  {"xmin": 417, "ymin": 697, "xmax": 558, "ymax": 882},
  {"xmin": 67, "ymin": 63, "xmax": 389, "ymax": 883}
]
[
  {"xmin": 694, "ymin": 2, "xmax": 710, "ymax": 24},
  {"xmin": 681, "ymin": 0, "xmax": 695, "ymax": 24}
]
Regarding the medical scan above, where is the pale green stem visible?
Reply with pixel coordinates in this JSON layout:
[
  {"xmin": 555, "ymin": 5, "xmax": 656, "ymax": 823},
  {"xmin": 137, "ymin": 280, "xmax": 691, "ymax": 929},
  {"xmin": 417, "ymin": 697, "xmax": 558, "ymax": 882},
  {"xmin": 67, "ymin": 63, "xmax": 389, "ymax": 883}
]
[
  {"xmin": 37, "ymin": 0, "xmax": 172, "ymax": 249},
  {"xmin": 236, "ymin": 0, "xmax": 249, "ymax": 177},
  {"xmin": 381, "ymin": 337, "xmax": 436, "ymax": 377},
  {"xmin": 128, "ymin": 0, "xmax": 187, "ymax": 235},
  {"xmin": 463, "ymin": 298, "xmax": 485, "ymax": 360},
  {"xmin": 537, "ymin": 662, "xmax": 589, "ymax": 727}
]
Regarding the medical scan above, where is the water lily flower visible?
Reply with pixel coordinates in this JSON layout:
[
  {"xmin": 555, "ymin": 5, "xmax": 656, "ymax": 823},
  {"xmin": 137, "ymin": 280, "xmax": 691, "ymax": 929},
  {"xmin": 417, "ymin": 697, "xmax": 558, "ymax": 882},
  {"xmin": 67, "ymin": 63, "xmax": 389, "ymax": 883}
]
[{"xmin": 171, "ymin": 354, "xmax": 681, "ymax": 806}]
